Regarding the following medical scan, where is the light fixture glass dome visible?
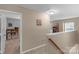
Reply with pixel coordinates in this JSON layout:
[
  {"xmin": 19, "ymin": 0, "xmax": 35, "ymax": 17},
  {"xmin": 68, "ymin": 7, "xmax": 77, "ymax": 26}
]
[{"xmin": 46, "ymin": 9, "xmax": 58, "ymax": 15}]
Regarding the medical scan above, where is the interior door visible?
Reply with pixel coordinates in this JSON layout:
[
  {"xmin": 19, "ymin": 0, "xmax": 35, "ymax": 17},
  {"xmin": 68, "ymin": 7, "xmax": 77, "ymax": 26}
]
[
  {"xmin": 1, "ymin": 14, "xmax": 6, "ymax": 53},
  {"xmin": 0, "ymin": 16, "xmax": 1, "ymax": 53}
]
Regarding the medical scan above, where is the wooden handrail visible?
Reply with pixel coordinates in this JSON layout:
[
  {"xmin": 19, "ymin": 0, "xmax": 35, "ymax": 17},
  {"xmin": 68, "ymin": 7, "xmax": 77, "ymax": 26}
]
[{"xmin": 48, "ymin": 38, "xmax": 64, "ymax": 54}]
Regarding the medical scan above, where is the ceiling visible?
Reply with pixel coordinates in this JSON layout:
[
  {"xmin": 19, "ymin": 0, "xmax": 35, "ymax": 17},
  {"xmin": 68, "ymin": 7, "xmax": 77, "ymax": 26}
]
[{"xmin": 21, "ymin": 4, "xmax": 79, "ymax": 21}]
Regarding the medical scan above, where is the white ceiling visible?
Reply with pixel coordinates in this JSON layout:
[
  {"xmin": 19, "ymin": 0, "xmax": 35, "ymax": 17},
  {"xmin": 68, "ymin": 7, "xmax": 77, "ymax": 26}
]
[{"xmin": 21, "ymin": 4, "xmax": 79, "ymax": 21}]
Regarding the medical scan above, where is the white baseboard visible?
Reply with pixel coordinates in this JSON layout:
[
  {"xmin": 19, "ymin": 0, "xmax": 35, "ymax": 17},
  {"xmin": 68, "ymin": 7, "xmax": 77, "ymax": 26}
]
[{"xmin": 21, "ymin": 44, "xmax": 47, "ymax": 54}]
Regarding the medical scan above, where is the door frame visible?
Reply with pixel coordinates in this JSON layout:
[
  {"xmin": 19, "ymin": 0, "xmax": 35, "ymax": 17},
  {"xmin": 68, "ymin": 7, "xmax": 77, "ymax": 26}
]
[
  {"xmin": 1, "ymin": 14, "xmax": 6, "ymax": 53},
  {"xmin": 0, "ymin": 9, "xmax": 22, "ymax": 54}
]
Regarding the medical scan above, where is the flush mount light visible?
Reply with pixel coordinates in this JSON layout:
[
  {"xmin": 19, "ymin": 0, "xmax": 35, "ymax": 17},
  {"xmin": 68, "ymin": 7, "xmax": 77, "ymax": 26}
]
[{"xmin": 46, "ymin": 9, "xmax": 58, "ymax": 15}]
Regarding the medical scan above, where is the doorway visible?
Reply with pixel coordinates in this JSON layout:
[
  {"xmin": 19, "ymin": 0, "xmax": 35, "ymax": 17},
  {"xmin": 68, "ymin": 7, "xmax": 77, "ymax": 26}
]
[{"xmin": 0, "ymin": 10, "xmax": 22, "ymax": 54}]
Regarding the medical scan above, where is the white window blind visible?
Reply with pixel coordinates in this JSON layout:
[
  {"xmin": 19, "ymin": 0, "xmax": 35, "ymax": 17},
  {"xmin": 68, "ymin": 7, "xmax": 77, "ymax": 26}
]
[{"xmin": 64, "ymin": 22, "xmax": 75, "ymax": 32}]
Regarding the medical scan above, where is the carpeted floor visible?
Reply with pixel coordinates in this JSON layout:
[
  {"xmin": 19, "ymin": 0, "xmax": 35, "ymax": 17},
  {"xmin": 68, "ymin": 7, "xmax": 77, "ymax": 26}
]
[{"xmin": 5, "ymin": 38, "xmax": 20, "ymax": 54}]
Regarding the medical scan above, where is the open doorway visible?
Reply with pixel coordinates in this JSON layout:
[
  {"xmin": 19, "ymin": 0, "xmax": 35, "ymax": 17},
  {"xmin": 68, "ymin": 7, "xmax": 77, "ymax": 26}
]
[
  {"xmin": 0, "ymin": 10, "xmax": 22, "ymax": 54},
  {"xmin": 5, "ymin": 18, "xmax": 21, "ymax": 54}
]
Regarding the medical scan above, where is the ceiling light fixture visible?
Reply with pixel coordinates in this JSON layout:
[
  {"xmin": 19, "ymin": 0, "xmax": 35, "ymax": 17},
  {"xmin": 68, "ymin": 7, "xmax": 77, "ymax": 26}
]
[{"xmin": 46, "ymin": 9, "xmax": 58, "ymax": 15}]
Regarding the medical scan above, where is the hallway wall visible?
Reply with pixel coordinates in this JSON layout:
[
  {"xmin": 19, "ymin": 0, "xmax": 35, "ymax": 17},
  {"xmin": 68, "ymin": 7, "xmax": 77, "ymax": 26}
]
[
  {"xmin": 0, "ymin": 4, "xmax": 50, "ymax": 52},
  {"xmin": 51, "ymin": 17, "xmax": 79, "ymax": 43}
]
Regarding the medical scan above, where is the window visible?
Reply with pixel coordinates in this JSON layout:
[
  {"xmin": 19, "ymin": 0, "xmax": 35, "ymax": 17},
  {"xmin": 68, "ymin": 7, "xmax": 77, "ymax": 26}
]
[{"xmin": 64, "ymin": 22, "xmax": 75, "ymax": 32}]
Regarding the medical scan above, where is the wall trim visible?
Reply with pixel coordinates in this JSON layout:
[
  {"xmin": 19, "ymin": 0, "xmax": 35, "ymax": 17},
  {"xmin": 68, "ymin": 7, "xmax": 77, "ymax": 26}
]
[{"xmin": 21, "ymin": 44, "xmax": 47, "ymax": 54}]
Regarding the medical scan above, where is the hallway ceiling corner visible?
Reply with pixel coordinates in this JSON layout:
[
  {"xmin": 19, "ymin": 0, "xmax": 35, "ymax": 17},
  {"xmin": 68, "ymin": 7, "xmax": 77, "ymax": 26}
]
[{"xmin": 20, "ymin": 4, "xmax": 79, "ymax": 21}]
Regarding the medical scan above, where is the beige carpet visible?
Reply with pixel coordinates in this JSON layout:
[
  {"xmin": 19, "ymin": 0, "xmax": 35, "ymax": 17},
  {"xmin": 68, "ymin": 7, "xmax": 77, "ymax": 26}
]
[{"xmin": 5, "ymin": 38, "xmax": 20, "ymax": 54}]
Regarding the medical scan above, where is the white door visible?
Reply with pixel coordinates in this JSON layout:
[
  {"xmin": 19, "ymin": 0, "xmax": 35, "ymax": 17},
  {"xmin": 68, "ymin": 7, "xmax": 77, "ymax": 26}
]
[
  {"xmin": 1, "ymin": 14, "xmax": 6, "ymax": 53},
  {"xmin": 0, "ymin": 15, "xmax": 2, "ymax": 53}
]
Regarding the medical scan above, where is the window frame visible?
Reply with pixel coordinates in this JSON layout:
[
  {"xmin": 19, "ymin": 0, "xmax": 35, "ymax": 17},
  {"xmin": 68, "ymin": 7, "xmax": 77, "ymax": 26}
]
[{"xmin": 63, "ymin": 22, "xmax": 75, "ymax": 32}]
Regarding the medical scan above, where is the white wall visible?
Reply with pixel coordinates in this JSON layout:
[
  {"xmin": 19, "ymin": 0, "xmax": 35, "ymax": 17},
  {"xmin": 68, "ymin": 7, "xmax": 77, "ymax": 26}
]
[{"xmin": 51, "ymin": 17, "xmax": 79, "ymax": 43}]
